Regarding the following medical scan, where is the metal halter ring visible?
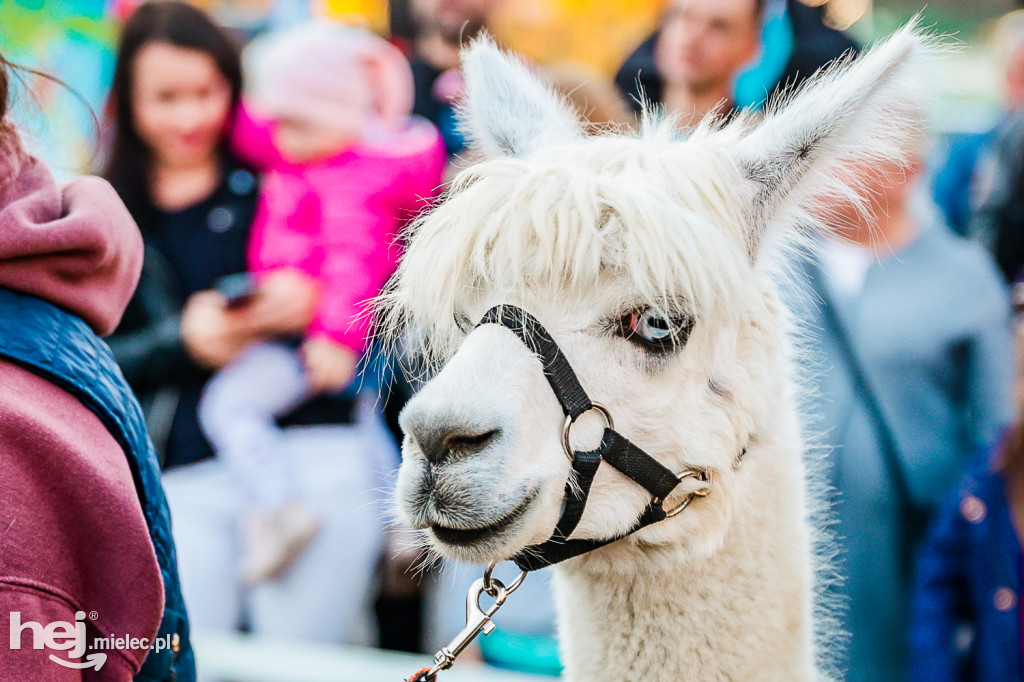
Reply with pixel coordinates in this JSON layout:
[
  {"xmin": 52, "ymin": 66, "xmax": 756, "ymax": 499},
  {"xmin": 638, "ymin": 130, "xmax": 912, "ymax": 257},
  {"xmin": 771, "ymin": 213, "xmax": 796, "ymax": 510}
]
[
  {"xmin": 478, "ymin": 578, "xmax": 509, "ymax": 609},
  {"xmin": 656, "ymin": 467, "xmax": 713, "ymax": 518},
  {"xmin": 483, "ymin": 561, "xmax": 527, "ymax": 597},
  {"xmin": 561, "ymin": 403, "xmax": 613, "ymax": 462}
]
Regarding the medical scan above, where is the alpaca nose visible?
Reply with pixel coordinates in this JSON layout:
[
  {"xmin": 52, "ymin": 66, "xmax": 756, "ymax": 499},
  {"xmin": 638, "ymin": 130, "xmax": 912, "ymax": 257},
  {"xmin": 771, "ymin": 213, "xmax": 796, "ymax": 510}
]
[{"xmin": 408, "ymin": 424, "xmax": 502, "ymax": 465}]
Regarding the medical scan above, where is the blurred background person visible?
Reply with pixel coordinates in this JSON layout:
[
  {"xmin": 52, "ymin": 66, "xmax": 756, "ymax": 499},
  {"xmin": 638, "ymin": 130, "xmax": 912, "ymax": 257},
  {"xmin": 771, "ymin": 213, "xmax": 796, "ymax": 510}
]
[
  {"xmin": 102, "ymin": 0, "xmax": 415, "ymax": 647},
  {"xmin": 651, "ymin": 0, "xmax": 763, "ymax": 124},
  {"xmin": 962, "ymin": 10, "xmax": 1024, "ymax": 286},
  {"xmin": 788, "ymin": 133, "xmax": 1015, "ymax": 681},
  {"xmin": 934, "ymin": 10, "xmax": 1024, "ymax": 247},
  {"xmin": 909, "ymin": 402, "xmax": 1024, "ymax": 680},
  {"xmin": 615, "ymin": 0, "xmax": 858, "ymax": 121},
  {"xmin": 908, "ymin": 300, "xmax": 1024, "ymax": 682},
  {"xmin": 200, "ymin": 22, "xmax": 444, "ymax": 587},
  {"xmin": 407, "ymin": 0, "xmax": 497, "ymax": 156}
]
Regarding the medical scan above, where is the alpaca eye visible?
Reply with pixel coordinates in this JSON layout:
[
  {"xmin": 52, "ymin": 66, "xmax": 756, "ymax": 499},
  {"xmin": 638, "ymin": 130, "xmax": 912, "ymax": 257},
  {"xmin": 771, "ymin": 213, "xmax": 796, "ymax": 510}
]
[
  {"xmin": 632, "ymin": 311, "xmax": 672, "ymax": 341},
  {"xmin": 622, "ymin": 309, "xmax": 693, "ymax": 352}
]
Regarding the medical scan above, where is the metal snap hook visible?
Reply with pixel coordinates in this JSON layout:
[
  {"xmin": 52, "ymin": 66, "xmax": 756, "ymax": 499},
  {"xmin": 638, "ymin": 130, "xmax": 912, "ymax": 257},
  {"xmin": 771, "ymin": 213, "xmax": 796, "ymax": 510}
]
[
  {"xmin": 426, "ymin": 564, "xmax": 527, "ymax": 677},
  {"xmin": 561, "ymin": 403, "xmax": 613, "ymax": 462}
]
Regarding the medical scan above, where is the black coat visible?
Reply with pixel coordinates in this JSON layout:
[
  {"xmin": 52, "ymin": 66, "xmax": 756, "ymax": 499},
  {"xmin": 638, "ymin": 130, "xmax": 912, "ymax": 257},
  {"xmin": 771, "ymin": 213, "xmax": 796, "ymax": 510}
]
[{"xmin": 107, "ymin": 158, "xmax": 353, "ymax": 469}]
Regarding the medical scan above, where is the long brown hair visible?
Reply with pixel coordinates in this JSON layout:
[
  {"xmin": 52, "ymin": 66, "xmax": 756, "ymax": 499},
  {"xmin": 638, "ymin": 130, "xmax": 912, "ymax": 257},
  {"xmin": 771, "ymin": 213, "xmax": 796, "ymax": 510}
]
[
  {"xmin": 0, "ymin": 53, "xmax": 10, "ymax": 121},
  {"xmin": 0, "ymin": 54, "xmax": 45, "ymax": 183},
  {"xmin": 102, "ymin": 1, "xmax": 243, "ymax": 222}
]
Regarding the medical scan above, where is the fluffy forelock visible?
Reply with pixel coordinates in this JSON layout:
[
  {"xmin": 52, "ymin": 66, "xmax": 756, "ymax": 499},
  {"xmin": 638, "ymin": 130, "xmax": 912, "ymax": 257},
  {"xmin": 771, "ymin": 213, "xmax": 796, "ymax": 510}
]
[{"xmin": 377, "ymin": 114, "xmax": 764, "ymax": 370}]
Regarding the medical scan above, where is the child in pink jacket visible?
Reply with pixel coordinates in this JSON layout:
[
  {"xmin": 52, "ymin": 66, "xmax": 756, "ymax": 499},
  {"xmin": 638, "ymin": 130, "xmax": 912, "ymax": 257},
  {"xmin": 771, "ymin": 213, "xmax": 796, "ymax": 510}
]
[{"xmin": 198, "ymin": 24, "xmax": 445, "ymax": 585}]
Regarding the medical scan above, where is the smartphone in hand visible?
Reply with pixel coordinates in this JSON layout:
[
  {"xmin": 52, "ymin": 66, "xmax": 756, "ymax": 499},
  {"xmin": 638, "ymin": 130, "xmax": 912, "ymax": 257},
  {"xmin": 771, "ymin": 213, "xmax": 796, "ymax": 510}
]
[{"xmin": 214, "ymin": 273, "xmax": 260, "ymax": 309}]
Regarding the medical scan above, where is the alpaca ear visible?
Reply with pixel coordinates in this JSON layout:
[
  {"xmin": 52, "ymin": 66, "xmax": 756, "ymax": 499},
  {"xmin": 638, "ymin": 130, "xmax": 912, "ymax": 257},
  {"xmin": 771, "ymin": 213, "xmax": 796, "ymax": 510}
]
[
  {"xmin": 730, "ymin": 20, "xmax": 942, "ymax": 258},
  {"xmin": 458, "ymin": 36, "xmax": 583, "ymax": 157}
]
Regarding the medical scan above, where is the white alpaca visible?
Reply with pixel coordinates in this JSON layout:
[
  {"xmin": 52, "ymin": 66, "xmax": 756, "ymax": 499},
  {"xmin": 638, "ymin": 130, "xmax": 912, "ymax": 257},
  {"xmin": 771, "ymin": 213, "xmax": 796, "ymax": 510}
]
[{"xmin": 378, "ymin": 24, "xmax": 939, "ymax": 682}]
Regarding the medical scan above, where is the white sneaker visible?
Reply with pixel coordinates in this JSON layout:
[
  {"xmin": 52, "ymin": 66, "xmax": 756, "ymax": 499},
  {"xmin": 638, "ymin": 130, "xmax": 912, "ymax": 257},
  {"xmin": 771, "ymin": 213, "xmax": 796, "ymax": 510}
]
[{"xmin": 239, "ymin": 501, "xmax": 320, "ymax": 586}]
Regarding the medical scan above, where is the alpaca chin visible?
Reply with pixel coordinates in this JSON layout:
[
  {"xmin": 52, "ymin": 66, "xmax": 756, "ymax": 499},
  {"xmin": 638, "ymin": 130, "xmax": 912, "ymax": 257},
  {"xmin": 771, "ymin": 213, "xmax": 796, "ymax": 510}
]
[{"xmin": 425, "ymin": 486, "xmax": 540, "ymax": 561}]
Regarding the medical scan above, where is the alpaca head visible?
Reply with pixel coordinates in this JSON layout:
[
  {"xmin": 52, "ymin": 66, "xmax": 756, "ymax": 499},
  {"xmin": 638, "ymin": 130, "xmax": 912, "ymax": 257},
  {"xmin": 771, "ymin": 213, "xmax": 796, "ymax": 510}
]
[{"xmin": 379, "ymin": 25, "xmax": 938, "ymax": 569}]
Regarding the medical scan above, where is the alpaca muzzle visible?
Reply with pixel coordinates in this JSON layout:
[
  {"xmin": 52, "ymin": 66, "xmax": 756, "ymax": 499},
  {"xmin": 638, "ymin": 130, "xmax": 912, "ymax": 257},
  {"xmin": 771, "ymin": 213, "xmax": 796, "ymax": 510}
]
[{"xmin": 473, "ymin": 304, "xmax": 719, "ymax": 571}]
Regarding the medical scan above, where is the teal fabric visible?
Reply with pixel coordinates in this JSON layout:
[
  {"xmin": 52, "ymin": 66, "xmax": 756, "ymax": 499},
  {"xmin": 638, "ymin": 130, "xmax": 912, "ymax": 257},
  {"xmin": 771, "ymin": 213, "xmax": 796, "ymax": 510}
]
[
  {"xmin": 735, "ymin": 1, "xmax": 794, "ymax": 110},
  {"xmin": 0, "ymin": 287, "xmax": 195, "ymax": 682},
  {"xmin": 480, "ymin": 630, "xmax": 562, "ymax": 677}
]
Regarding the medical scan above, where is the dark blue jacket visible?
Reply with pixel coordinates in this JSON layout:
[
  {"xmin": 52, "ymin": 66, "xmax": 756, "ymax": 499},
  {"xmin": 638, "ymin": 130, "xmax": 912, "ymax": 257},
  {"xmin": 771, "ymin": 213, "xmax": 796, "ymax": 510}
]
[
  {"xmin": 0, "ymin": 287, "xmax": 194, "ymax": 682},
  {"xmin": 910, "ymin": 456, "xmax": 1023, "ymax": 682},
  {"xmin": 931, "ymin": 130, "xmax": 995, "ymax": 238}
]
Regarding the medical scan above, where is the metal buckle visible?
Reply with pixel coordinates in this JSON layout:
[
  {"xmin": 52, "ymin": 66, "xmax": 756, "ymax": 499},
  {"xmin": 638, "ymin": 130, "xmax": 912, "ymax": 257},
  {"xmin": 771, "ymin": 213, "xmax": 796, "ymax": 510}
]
[
  {"xmin": 655, "ymin": 467, "xmax": 713, "ymax": 518},
  {"xmin": 561, "ymin": 403, "xmax": 613, "ymax": 462}
]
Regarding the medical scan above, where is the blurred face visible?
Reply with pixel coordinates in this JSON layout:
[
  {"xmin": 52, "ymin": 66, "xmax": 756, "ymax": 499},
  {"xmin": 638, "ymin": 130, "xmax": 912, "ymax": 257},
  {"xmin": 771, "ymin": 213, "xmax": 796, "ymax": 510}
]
[
  {"xmin": 411, "ymin": 0, "xmax": 493, "ymax": 43},
  {"xmin": 273, "ymin": 117, "xmax": 358, "ymax": 164},
  {"xmin": 1006, "ymin": 46, "xmax": 1024, "ymax": 109},
  {"xmin": 825, "ymin": 155, "xmax": 922, "ymax": 235},
  {"xmin": 655, "ymin": 0, "xmax": 761, "ymax": 95},
  {"xmin": 131, "ymin": 42, "xmax": 232, "ymax": 170}
]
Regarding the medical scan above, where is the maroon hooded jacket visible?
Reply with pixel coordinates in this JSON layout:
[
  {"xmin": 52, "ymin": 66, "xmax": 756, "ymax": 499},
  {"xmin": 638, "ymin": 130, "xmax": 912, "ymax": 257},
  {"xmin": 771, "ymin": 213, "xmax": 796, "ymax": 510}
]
[{"xmin": 0, "ymin": 134, "xmax": 164, "ymax": 680}]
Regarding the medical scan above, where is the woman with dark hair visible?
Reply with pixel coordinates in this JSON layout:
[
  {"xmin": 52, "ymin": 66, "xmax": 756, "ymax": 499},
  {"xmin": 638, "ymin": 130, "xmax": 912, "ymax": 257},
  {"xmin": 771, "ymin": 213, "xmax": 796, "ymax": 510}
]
[
  {"xmin": 0, "ymin": 53, "xmax": 193, "ymax": 681},
  {"xmin": 103, "ymin": 0, "xmax": 241, "ymax": 228},
  {"xmin": 104, "ymin": 1, "xmax": 394, "ymax": 644},
  {"xmin": 103, "ymin": 0, "xmax": 318, "ymax": 470}
]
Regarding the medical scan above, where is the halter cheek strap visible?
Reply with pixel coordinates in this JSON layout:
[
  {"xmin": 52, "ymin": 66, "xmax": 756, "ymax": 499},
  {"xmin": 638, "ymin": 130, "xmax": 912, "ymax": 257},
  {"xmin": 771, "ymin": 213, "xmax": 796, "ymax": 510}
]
[{"xmin": 476, "ymin": 305, "xmax": 714, "ymax": 572}]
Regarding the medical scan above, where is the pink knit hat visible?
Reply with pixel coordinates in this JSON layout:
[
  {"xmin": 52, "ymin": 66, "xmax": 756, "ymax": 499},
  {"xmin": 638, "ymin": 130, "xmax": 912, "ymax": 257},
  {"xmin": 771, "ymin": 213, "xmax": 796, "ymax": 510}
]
[{"xmin": 249, "ymin": 23, "xmax": 414, "ymax": 136}]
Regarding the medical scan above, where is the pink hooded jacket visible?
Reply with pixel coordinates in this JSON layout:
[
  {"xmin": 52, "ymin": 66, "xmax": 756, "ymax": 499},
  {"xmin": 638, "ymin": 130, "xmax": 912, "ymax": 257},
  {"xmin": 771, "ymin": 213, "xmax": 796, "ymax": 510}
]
[
  {"xmin": 0, "ymin": 134, "xmax": 162, "ymax": 680},
  {"xmin": 232, "ymin": 106, "xmax": 445, "ymax": 352}
]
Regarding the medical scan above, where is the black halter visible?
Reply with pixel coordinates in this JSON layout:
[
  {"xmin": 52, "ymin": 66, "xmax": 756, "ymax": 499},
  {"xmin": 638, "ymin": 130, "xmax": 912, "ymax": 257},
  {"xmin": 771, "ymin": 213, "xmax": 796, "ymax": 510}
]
[
  {"xmin": 476, "ymin": 305, "xmax": 714, "ymax": 571},
  {"xmin": 403, "ymin": 305, "xmax": 723, "ymax": 681}
]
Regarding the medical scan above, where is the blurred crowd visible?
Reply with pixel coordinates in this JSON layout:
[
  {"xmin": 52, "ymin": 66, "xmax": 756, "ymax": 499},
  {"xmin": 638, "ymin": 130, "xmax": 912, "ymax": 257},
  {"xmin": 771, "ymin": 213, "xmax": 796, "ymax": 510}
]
[{"xmin": 4, "ymin": 0, "xmax": 1024, "ymax": 680}]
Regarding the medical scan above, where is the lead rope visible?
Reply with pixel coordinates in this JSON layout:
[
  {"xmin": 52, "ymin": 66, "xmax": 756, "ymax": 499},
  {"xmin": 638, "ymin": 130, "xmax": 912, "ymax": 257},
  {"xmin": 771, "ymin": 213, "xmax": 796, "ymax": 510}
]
[{"xmin": 404, "ymin": 305, "xmax": 723, "ymax": 680}]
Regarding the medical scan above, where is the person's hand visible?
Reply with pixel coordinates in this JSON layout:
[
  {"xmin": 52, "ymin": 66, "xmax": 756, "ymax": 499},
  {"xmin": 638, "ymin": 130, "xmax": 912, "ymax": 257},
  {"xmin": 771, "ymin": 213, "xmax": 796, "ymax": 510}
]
[
  {"xmin": 301, "ymin": 337, "xmax": 357, "ymax": 394},
  {"xmin": 244, "ymin": 269, "xmax": 319, "ymax": 336},
  {"xmin": 180, "ymin": 291, "xmax": 247, "ymax": 369}
]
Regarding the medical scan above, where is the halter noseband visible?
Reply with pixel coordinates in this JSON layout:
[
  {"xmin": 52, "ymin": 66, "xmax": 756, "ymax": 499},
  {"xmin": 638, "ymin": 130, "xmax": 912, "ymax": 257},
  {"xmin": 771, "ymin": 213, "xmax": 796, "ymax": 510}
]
[{"xmin": 476, "ymin": 304, "xmax": 716, "ymax": 571}]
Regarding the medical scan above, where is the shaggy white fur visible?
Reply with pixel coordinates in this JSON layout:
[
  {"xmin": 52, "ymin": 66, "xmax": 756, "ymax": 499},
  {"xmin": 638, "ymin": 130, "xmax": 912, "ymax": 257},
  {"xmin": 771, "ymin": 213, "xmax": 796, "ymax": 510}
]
[{"xmin": 377, "ymin": 21, "xmax": 942, "ymax": 682}]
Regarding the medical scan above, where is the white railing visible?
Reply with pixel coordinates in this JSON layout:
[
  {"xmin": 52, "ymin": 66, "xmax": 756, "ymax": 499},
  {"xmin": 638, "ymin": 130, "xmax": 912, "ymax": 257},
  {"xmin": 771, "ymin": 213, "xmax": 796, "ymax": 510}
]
[{"xmin": 191, "ymin": 630, "xmax": 556, "ymax": 682}]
